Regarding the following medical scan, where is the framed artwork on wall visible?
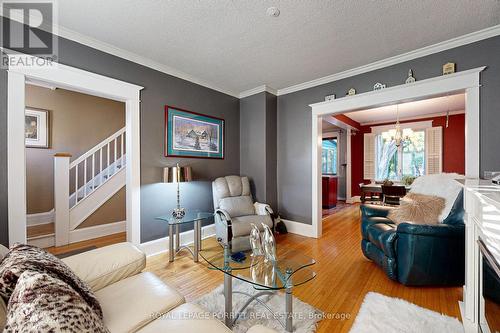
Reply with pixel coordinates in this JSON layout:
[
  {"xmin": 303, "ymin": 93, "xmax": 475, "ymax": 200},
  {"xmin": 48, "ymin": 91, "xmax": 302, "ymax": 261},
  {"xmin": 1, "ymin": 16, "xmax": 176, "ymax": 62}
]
[
  {"xmin": 165, "ymin": 105, "xmax": 224, "ymax": 159},
  {"xmin": 25, "ymin": 108, "xmax": 49, "ymax": 148}
]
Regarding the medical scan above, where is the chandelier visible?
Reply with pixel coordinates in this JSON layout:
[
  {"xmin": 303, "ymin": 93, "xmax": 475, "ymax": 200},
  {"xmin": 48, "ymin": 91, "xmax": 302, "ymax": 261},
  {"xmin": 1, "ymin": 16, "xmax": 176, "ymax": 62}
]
[{"xmin": 391, "ymin": 104, "xmax": 412, "ymax": 147}]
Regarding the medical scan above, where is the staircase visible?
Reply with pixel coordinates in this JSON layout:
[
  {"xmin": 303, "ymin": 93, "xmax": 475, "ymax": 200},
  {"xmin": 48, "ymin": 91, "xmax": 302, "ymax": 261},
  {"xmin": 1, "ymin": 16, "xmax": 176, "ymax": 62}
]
[{"xmin": 28, "ymin": 128, "xmax": 127, "ymax": 248}]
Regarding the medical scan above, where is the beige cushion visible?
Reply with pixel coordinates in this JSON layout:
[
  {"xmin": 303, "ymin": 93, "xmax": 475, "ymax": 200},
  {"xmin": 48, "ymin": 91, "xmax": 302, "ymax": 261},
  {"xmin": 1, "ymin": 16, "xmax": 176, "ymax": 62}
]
[
  {"xmin": 231, "ymin": 215, "xmax": 273, "ymax": 237},
  {"xmin": 219, "ymin": 195, "xmax": 255, "ymax": 217},
  {"xmin": 137, "ymin": 303, "xmax": 231, "ymax": 333},
  {"xmin": 95, "ymin": 272, "xmax": 185, "ymax": 333},
  {"xmin": 212, "ymin": 176, "xmax": 252, "ymax": 209},
  {"xmin": 388, "ymin": 192, "xmax": 446, "ymax": 225},
  {"xmin": 0, "ymin": 245, "xmax": 8, "ymax": 261},
  {"xmin": 0, "ymin": 297, "xmax": 6, "ymax": 331},
  {"xmin": 62, "ymin": 242, "xmax": 146, "ymax": 291}
]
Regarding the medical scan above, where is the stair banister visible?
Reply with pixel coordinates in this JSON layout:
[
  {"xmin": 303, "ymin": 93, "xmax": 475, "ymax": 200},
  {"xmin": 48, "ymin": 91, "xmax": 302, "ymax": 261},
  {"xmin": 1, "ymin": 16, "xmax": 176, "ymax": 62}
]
[
  {"xmin": 54, "ymin": 152, "xmax": 71, "ymax": 246},
  {"xmin": 69, "ymin": 127, "xmax": 125, "ymax": 168}
]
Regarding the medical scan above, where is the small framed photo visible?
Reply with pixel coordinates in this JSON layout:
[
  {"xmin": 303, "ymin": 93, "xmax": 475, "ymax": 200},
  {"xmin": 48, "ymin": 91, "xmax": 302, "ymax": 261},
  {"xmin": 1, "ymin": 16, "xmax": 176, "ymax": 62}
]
[
  {"xmin": 165, "ymin": 105, "xmax": 224, "ymax": 159},
  {"xmin": 25, "ymin": 108, "xmax": 49, "ymax": 148}
]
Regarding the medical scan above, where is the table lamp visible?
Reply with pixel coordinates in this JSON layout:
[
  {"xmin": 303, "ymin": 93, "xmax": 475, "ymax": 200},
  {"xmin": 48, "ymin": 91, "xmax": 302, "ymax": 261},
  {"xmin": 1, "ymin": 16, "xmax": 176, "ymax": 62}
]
[{"xmin": 163, "ymin": 163, "xmax": 192, "ymax": 219}]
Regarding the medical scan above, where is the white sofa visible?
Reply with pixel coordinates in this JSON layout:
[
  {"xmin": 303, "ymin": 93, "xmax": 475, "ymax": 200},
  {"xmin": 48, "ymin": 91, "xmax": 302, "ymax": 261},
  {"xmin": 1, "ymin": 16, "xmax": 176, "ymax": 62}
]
[{"xmin": 0, "ymin": 242, "xmax": 275, "ymax": 333}]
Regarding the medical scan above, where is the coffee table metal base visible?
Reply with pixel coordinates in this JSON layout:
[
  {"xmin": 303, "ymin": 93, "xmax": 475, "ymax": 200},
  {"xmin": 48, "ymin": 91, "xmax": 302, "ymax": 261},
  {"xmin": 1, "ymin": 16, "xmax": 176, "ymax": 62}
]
[
  {"xmin": 223, "ymin": 273, "xmax": 294, "ymax": 332},
  {"xmin": 168, "ymin": 219, "xmax": 202, "ymax": 262}
]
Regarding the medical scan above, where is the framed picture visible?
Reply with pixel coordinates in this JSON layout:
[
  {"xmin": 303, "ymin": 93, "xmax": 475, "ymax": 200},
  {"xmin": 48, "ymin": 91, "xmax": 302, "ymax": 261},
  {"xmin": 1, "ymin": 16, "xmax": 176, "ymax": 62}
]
[
  {"xmin": 165, "ymin": 105, "xmax": 224, "ymax": 159},
  {"xmin": 25, "ymin": 108, "xmax": 49, "ymax": 148}
]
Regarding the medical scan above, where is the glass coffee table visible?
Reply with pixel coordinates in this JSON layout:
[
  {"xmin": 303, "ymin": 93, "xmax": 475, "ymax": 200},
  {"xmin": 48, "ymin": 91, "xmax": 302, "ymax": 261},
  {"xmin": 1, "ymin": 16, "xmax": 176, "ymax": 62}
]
[
  {"xmin": 155, "ymin": 211, "xmax": 213, "ymax": 262},
  {"xmin": 198, "ymin": 239, "xmax": 316, "ymax": 332}
]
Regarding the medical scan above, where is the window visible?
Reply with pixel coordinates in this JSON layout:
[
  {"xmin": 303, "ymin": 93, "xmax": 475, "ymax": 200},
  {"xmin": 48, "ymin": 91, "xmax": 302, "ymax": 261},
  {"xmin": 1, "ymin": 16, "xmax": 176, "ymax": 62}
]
[
  {"xmin": 375, "ymin": 130, "xmax": 425, "ymax": 180},
  {"xmin": 322, "ymin": 138, "xmax": 337, "ymax": 175}
]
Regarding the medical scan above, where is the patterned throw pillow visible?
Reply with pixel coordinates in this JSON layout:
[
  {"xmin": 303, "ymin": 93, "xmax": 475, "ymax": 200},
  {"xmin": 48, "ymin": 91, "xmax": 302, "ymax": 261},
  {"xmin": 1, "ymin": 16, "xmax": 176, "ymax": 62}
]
[
  {"xmin": 4, "ymin": 270, "xmax": 109, "ymax": 333},
  {"xmin": 0, "ymin": 244, "xmax": 103, "ymax": 319},
  {"xmin": 388, "ymin": 192, "xmax": 446, "ymax": 225}
]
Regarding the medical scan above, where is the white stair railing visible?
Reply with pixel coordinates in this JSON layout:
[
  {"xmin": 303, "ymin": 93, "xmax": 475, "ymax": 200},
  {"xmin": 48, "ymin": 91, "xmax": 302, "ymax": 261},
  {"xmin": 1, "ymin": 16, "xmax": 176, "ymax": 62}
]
[
  {"xmin": 69, "ymin": 127, "xmax": 126, "ymax": 207},
  {"xmin": 53, "ymin": 127, "xmax": 126, "ymax": 246}
]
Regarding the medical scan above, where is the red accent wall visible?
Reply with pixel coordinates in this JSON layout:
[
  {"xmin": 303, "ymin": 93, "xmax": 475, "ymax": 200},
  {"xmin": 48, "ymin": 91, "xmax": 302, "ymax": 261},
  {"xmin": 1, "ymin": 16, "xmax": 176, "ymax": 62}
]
[{"xmin": 350, "ymin": 114, "xmax": 465, "ymax": 196}]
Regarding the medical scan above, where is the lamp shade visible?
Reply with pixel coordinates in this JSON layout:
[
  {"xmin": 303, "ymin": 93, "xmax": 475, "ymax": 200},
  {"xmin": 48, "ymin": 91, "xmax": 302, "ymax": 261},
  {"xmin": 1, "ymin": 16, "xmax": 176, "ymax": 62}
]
[{"xmin": 163, "ymin": 165, "xmax": 192, "ymax": 183}]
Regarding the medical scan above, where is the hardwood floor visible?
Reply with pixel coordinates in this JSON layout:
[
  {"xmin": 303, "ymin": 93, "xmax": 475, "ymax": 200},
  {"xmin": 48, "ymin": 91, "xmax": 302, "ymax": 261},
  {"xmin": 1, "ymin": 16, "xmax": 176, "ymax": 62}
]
[
  {"xmin": 27, "ymin": 222, "xmax": 54, "ymax": 238},
  {"xmin": 145, "ymin": 204, "xmax": 462, "ymax": 333},
  {"xmin": 46, "ymin": 232, "xmax": 126, "ymax": 255}
]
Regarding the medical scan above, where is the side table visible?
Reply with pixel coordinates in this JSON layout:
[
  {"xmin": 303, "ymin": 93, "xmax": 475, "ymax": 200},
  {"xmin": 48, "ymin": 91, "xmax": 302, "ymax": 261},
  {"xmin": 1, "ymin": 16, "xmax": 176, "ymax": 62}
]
[{"xmin": 155, "ymin": 211, "xmax": 213, "ymax": 262}]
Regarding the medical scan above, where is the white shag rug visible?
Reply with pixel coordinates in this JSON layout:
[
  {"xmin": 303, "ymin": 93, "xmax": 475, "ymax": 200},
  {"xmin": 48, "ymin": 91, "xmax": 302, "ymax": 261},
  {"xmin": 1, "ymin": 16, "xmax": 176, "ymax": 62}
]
[
  {"xmin": 194, "ymin": 279, "xmax": 323, "ymax": 333},
  {"xmin": 349, "ymin": 292, "xmax": 464, "ymax": 333}
]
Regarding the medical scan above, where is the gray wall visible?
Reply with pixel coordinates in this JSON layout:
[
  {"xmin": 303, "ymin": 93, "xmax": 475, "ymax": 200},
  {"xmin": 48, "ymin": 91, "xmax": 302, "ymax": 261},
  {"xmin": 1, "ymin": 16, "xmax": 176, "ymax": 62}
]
[
  {"xmin": 240, "ymin": 92, "xmax": 278, "ymax": 210},
  {"xmin": 0, "ymin": 17, "xmax": 240, "ymax": 245},
  {"xmin": 240, "ymin": 93, "xmax": 266, "ymax": 203},
  {"xmin": 265, "ymin": 92, "xmax": 278, "ymax": 210},
  {"xmin": 278, "ymin": 35, "xmax": 500, "ymax": 224}
]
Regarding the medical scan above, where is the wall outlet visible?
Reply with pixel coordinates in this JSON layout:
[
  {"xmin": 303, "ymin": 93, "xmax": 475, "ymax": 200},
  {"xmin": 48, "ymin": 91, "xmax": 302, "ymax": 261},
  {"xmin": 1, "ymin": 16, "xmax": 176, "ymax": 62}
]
[{"xmin": 484, "ymin": 171, "xmax": 500, "ymax": 180}]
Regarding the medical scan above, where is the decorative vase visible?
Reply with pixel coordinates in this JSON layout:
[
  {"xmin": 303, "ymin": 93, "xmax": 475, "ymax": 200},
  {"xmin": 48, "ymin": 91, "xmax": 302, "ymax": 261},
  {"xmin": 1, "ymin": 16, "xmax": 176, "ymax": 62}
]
[
  {"xmin": 249, "ymin": 223, "xmax": 264, "ymax": 257},
  {"xmin": 261, "ymin": 223, "xmax": 277, "ymax": 262}
]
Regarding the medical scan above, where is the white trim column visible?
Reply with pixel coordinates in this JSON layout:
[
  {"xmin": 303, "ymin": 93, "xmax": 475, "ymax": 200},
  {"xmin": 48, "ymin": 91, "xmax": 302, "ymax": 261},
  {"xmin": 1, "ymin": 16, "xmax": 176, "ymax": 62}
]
[
  {"xmin": 465, "ymin": 86, "xmax": 480, "ymax": 178},
  {"xmin": 126, "ymin": 98, "xmax": 141, "ymax": 245},
  {"xmin": 346, "ymin": 129, "xmax": 352, "ymax": 203},
  {"xmin": 54, "ymin": 153, "xmax": 71, "ymax": 246},
  {"xmin": 7, "ymin": 71, "xmax": 27, "ymax": 246},
  {"xmin": 311, "ymin": 114, "xmax": 322, "ymax": 238}
]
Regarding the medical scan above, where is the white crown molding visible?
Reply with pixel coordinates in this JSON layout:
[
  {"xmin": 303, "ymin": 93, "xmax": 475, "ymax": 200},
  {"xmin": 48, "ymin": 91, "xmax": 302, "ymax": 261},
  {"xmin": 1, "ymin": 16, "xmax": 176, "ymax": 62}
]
[
  {"xmin": 0, "ymin": 11, "xmax": 239, "ymax": 98},
  {"xmin": 239, "ymin": 85, "xmax": 277, "ymax": 98},
  {"xmin": 277, "ymin": 24, "xmax": 500, "ymax": 96},
  {"xmin": 55, "ymin": 26, "xmax": 240, "ymax": 98},
  {"xmin": 3, "ymin": 8, "xmax": 498, "ymax": 99}
]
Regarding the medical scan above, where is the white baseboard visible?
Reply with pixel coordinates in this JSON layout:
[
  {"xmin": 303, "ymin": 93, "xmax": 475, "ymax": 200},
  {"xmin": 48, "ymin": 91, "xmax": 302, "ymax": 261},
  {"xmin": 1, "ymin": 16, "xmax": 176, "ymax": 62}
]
[
  {"xmin": 281, "ymin": 219, "xmax": 314, "ymax": 238},
  {"xmin": 69, "ymin": 221, "xmax": 126, "ymax": 243},
  {"xmin": 27, "ymin": 220, "xmax": 126, "ymax": 248},
  {"xmin": 140, "ymin": 224, "xmax": 216, "ymax": 257},
  {"xmin": 27, "ymin": 209, "xmax": 54, "ymax": 226},
  {"xmin": 28, "ymin": 234, "xmax": 56, "ymax": 248}
]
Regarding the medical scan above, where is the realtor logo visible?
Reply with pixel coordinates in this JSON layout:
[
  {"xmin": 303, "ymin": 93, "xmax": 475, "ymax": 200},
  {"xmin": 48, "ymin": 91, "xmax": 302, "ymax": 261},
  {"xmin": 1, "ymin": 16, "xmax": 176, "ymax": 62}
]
[{"xmin": 1, "ymin": 0, "xmax": 58, "ymax": 68}]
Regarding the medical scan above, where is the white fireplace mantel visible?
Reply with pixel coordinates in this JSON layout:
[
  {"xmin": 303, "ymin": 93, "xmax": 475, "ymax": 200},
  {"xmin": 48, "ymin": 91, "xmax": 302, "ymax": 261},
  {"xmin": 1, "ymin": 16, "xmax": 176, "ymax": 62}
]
[{"xmin": 459, "ymin": 179, "xmax": 500, "ymax": 332}]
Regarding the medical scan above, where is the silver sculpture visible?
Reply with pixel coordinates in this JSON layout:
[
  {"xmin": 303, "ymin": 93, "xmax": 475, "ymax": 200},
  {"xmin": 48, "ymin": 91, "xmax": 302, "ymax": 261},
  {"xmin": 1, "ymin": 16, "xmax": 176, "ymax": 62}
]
[
  {"xmin": 261, "ymin": 223, "xmax": 277, "ymax": 262},
  {"xmin": 249, "ymin": 223, "xmax": 264, "ymax": 257}
]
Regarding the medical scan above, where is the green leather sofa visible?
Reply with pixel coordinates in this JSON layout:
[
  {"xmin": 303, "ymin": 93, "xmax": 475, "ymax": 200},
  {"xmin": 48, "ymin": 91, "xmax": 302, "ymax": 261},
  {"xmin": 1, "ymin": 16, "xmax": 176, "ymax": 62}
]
[{"xmin": 360, "ymin": 190, "xmax": 465, "ymax": 286}]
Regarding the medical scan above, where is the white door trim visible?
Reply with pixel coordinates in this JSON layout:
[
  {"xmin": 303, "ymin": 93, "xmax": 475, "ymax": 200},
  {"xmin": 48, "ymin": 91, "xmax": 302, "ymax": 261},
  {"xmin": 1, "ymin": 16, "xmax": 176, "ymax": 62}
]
[
  {"xmin": 310, "ymin": 66, "xmax": 485, "ymax": 239},
  {"xmin": 7, "ymin": 56, "xmax": 143, "ymax": 246}
]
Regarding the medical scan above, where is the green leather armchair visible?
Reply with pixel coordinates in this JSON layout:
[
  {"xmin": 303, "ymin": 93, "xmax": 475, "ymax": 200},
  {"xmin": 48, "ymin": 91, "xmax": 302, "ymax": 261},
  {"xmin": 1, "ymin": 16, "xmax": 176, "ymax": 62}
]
[{"xmin": 360, "ymin": 190, "xmax": 465, "ymax": 286}]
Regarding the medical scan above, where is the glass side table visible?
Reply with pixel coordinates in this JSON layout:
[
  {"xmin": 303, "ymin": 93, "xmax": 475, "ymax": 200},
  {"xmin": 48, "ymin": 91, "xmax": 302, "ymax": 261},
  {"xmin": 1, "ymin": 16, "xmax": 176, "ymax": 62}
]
[{"xmin": 155, "ymin": 211, "xmax": 213, "ymax": 262}]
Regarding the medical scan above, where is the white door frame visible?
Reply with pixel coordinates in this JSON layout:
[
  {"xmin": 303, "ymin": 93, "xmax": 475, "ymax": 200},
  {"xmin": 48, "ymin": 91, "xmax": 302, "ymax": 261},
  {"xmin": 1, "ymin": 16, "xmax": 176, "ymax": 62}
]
[
  {"xmin": 310, "ymin": 66, "xmax": 485, "ymax": 239},
  {"xmin": 7, "ymin": 58, "xmax": 143, "ymax": 246}
]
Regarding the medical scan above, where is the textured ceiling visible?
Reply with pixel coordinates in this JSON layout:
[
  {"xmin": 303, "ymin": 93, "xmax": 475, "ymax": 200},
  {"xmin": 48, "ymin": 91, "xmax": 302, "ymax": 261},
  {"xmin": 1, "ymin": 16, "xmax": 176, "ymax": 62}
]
[
  {"xmin": 342, "ymin": 93, "xmax": 465, "ymax": 125},
  {"xmin": 57, "ymin": 1, "xmax": 500, "ymax": 95}
]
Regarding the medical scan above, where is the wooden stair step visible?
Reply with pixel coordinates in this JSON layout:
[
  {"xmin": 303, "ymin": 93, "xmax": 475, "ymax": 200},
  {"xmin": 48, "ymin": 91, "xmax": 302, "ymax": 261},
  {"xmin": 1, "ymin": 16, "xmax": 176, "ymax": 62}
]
[{"xmin": 27, "ymin": 222, "xmax": 55, "ymax": 238}]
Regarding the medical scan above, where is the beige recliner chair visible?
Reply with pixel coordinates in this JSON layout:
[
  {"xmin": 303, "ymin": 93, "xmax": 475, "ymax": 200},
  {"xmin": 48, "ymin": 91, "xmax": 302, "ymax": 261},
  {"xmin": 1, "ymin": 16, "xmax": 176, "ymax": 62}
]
[{"xmin": 212, "ymin": 176, "xmax": 274, "ymax": 252}]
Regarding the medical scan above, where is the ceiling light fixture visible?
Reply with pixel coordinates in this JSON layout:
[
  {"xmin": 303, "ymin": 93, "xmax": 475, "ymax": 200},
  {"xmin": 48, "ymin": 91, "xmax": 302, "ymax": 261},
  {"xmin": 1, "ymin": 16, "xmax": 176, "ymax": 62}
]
[{"xmin": 266, "ymin": 7, "xmax": 280, "ymax": 17}]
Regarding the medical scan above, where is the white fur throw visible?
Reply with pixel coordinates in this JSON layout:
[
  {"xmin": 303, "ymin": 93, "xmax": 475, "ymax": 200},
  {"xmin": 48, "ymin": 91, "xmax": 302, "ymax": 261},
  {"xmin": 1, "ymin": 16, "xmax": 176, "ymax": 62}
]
[{"xmin": 409, "ymin": 173, "xmax": 464, "ymax": 222}]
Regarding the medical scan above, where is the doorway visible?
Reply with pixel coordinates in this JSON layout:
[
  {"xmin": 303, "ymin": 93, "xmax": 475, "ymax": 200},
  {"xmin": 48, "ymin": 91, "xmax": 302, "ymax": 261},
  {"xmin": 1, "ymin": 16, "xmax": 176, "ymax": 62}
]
[
  {"xmin": 7, "ymin": 57, "xmax": 143, "ymax": 246},
  {"xmin": 25, "ymin": 83, "xmax": 128, "ymax": 249},
  {"xmin": 310, "ymin": 67, "xmax": 485, "ymax": 238}
]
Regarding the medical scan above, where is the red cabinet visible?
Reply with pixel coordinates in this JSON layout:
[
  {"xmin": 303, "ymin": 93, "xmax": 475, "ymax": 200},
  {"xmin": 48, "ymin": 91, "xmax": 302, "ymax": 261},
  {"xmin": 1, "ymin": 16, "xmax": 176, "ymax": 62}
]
[{"xmin": 322, "ymin": 176, "xmax": 338, "ymax": 208}]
